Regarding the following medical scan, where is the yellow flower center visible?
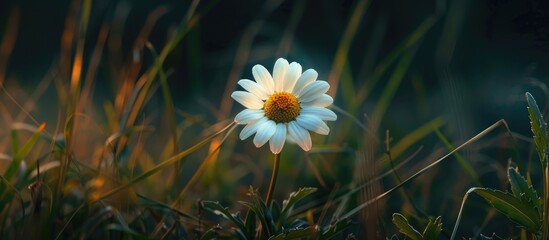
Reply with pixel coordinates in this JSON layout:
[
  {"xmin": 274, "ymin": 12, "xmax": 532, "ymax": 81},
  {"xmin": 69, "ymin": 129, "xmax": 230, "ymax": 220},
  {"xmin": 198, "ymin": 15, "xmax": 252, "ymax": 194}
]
[{"xmin": 264, "ymin": 92, "xmax": 301, "ymax": 123}]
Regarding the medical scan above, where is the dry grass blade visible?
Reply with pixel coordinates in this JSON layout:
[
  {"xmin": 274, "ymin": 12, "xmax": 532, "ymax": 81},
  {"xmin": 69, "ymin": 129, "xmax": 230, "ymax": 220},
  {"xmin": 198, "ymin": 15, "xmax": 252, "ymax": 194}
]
[
  {"xmin": 92, "ymin": 121, "xmax": 235, "ymax": 203},
  {"xmin": 341, "ymin": 119, "xmax": 513, "ymax": 219}
]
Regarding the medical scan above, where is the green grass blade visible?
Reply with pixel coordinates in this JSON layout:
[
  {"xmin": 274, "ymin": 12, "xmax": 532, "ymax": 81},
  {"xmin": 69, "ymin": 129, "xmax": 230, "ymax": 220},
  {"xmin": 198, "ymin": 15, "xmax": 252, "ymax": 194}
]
[
  {"xmin": 370, "ymin": 52, "xmax": 414, "ymax": 129},
  {"xmin": 343, "ymin": 120, "xmax": 510, "ymax": 219},
  {"xmin": 356, "ymin": 15, "xmax": 437, "ymax": 103},
  {"xmin": 122, "ymin": 0, "xmax": 199, "ymax": 131},
  {"xmin": 435, "ymin": 128, "xmax": 480, "ymax": 185},
  {"xmin": 392, "ymin": 213, "xmax": 422, "ymax": 240},
  {"xmin": 92, "ymin": 122, "xmax": 234, "ymax": 202},
  {"xmin": 3, "ymin": 123, "xmax": 45, "ymax": 181},
  {"xmin": 378, "ymin": 116, "xmax": 445, "ymax": 168},
  {"xmin": 319, "ymin": 218, "xmax": 353, "ymax": 240}
]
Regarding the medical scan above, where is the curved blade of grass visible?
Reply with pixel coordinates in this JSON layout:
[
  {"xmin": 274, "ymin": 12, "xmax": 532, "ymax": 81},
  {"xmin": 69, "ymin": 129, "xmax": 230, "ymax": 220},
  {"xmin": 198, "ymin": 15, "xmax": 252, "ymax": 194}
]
[
  {"xmin": 0, "ymin": 175, "xmax": 25, "ymax": 218},
  {"xmin": 92, "ymin": 121, "xmax": 234, "ymax": 203},
  {"xmin": 370, "ymin": 51, "xmax": 414, "ymax": 130},
  {"xmin": 319, "ymin": 218, "xmax": 353, "ymax": 240},
  {"xmin": 121, "ymin": 0, "xmax": 199, "ymax": 131},
  {"xmin": 3, "ymin": 123, "xmax": 45, "ymax": 182},
  {"xmin": 356, "ymin": 15, "xmax": 437, "ymax": 103},
  {"xmin": 378, "ymin": 116, "xmax": 445, "ymax": 168},
  {"xmin": 451, "ymin": 188, "xmax": 477, "ymax": 240},
  {"xmin": 435, "ymin": 128, "xmax": 480, "ymax": 185},
  {"xmin": 55, "ymin": 203, "xmax": 87, "ymax": 240},
  {"xmin": 341, "ymin": 119, "xmax": 512, "ymax": 219},
  {"xmin": 327, "ymin": 0, "xmax": 370, "ymax": 97}
]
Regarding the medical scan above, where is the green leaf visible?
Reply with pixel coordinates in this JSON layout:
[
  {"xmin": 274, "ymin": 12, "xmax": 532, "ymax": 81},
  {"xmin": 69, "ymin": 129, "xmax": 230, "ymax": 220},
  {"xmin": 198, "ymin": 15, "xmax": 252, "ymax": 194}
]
[
  {"xmin": 508, "ymin": 167, "xmax": 540, "ymax": 209},
  {"xmin": 391, "ymin": 213, "xmax": 422, "ymax": 240},
  {"xmin": 278, "ymin": 188, "xmax": 317, "ymax": 229},
  {"xmin": 319, "ymin": 218, "xmax": 353, "ymax": 240},
  {"xmin": 271, "ymin": 200, "xmax": 281, "ymax": 227},
  {"xmin": 202, "ymin": 201, "xmax": 246, "ymax": 231},
  {"xmin": 200, "ymin": 225, "xmax": 221, "ymax": 240},
  {"xmin": 475, "ymin": 188, "xmax": 541, "ymax": 233},
  {"xmin": 479, "ymin": 233, "xmax": 505, "ymax": 240},
  {"xmin": 422, "ymin": 216, "xmax": 442, "ymax": 240},
  {"xmin": 526, "ymin": 92, "xmax": 548, "ymax": 166},
  {"xmin": 269, "ymin": 227, "xmax": 313, "ymax": 240},
  {"xmin": 244, "ymin": 209, "xmax": 256, "ymax": 239},
  {"xmin": 239, "ymin": 188, "xmax": 275, "ymax": 238},
  {"xmin": 106, "ymin": 224, "xmax": 149, "ymax": 240},
  {"xmin": 252, "ymin": 190, "xmax": 275, "ymax": 236}
]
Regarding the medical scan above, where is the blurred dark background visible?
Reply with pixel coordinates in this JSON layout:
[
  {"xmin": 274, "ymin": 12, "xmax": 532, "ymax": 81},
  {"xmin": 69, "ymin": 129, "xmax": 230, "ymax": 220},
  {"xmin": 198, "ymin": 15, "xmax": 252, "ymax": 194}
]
[{"xmin": 1, "ymin": 0, "xmax": 547, "ymax": 129}]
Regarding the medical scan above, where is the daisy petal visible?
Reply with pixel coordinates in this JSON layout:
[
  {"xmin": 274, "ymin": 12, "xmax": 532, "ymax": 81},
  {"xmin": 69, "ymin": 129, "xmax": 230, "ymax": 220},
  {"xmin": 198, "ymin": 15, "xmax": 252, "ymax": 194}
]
[
  {"xmin": 253, "ymin": 120, "xmax": 276, "ymax": 147},
  {"xmin": 239, "ymin": 117, "xmax": 268, "ymax": 140},
  {"xmin": 269, "ymin": 123, "xmax": 287, "ymax": 154},
  {"xmin": 238, "ymin": 79, "xmax": 269, "ymax": 100},
  {"xmin": 235, "ymin": 109, "xmax": 265, "ymax": 124},
  {"xmin": 301, "ymin": 107, "xmax": 337, "ymax": 121},
  {"xmin": 301, "ymin": 94, "xmax": 333, "ymax": 107},
  {"xmin": 296, "ymin": 114, "xmax": 330, "ymax": 135},
  {"xmin": 292, "ymin": 69, "xmax": 318, "ymax": 96},
  {"xmin": 272, "ymin": 58, "xmax": 289, "ymax": 91},
  {"xmin": 299, "ymin": 81, "xmax": 330, "ymax": 103},
  {"xmin": 286, "ymin": 131, "xmax": 297, "ymax": 143},
  {"xmin": 288, "ymin": 121, "xmax": 312, "ymax": 151},
  {"xmin": 252, "ymin": 64, "xmax": 274, "ymax": 93},
  {"xmin": 283, "ymin": 62, "xmax": 302, "ymax": 92},
  {"xmin": 231, "ymin": 91, "xmax": 264, "ymax": 109}
]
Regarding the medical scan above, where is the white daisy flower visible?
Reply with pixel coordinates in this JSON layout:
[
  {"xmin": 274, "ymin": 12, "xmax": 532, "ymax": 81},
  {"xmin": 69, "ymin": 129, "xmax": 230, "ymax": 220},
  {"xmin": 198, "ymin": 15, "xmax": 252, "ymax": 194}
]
[{"xmin": 231, "ymin": 58, "xmax": 337, "ymax": 154}]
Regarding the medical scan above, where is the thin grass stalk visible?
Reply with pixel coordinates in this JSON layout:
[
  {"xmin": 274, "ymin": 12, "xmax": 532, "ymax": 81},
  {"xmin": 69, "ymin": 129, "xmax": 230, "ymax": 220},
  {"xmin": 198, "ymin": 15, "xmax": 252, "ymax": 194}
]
[
  {"xmin": 386, "ymin": 129, "xmax": 428, "ymax": 218},
  {"xmin": 542, "ymin": 166, "xmax": 549, "ymax": 239},
  {"xmin": 355, "ymin": 15, "xmax": 436, "ymax": 104},
  {"xmin": 92, "ymin": 122, "xmax": 235, "ymax": 203},
  {"xmin": 265, "ymin": 153, "xmax": 281, "ymax": 206},
  {"xmin": 121, "ymin": 0, "xmax": 199, "ymax": 132},
  {"xmin": 145, "ymin": 42, "xmax": 181, "ymax": 179},
  {"xmin": 341, "ymin": 119, "xmax": 511, "ymax": 219},
  {"xmin": 450, "ymin": 187, "xmax": 476, "ymax": 240},
  {"xmin": 150, "ymin": 122, "xmax": 237, "ymax": 238}
]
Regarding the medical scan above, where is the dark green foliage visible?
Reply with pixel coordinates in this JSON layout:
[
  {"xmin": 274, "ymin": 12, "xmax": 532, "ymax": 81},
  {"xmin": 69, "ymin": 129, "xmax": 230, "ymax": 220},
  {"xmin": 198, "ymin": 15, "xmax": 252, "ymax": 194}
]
[
  {"xmin": 526, "ymin": 92, "xmax": 549, "ymax": 166},
  {"xmin": 391, "ymin": 213, "xmax": 443, "ymax": 240},
  {"xmin": 202, "ymin": 187, "xmax": 352, "ymax": 239},
  {"xmin": 474, "ymin": 188, "xmax": 541, "ymax": 233}
]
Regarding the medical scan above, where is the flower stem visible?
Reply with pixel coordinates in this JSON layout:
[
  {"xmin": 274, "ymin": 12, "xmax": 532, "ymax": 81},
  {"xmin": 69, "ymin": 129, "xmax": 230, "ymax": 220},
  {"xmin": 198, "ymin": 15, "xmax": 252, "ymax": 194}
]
[{"xmin": 265, "ymin": 153, "xmax": 280, "ymax": 206}]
